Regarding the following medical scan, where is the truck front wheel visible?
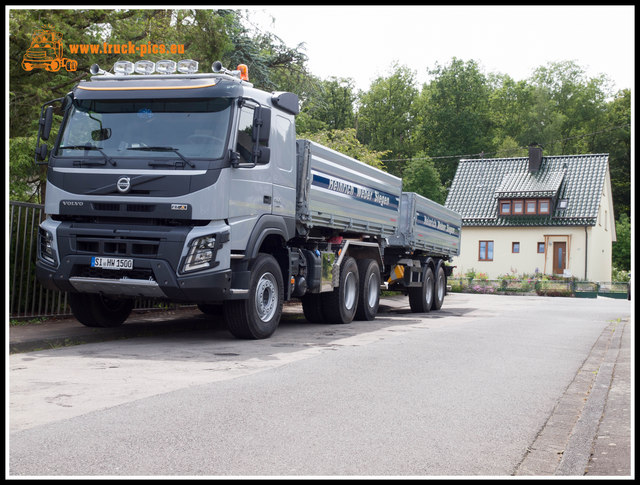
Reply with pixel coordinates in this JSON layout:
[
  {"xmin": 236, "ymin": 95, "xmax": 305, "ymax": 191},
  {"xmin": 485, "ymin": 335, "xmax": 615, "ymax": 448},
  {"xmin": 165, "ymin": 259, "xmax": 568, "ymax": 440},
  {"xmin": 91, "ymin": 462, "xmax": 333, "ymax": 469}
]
[
  {"xmin": 408, "ymin": 266, "xmax": 434, "ymax": 313},
  {"xmin": 322, "ymin": 256, "xmax": 359, "ymax": 324},
  {"xmin": 68, "ymin": 293, "xmax": 133, "ymax": 328},
  {"xmin": 224, "ymin": 253, "xmax": 283, "ymax": 339}
]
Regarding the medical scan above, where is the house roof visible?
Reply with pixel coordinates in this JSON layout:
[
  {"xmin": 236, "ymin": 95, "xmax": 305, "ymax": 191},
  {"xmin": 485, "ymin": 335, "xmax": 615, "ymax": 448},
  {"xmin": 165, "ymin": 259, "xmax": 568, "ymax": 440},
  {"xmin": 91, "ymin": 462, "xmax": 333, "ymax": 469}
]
[{"xmin": 444, "ymin": 153, "xmax": 609, "ymax": 227}]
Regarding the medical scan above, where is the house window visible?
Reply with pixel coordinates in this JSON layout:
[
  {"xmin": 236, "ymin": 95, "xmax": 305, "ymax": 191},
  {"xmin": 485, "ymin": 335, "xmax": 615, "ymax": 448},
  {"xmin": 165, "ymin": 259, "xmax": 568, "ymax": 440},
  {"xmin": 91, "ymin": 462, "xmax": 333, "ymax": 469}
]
[
  {"xmin": 479, "ymin": 240, "xmax": 494, "ymax": 261},
  {"xmin": 501, "ymin": 198, "xmax": 552, "ymax": 215},
  {"xmin": 499, "ymin": 200, "xmax": 511, "ymax": 215},
  {"xmin": 537, "ymin": 242, "xmax": 545, "ymax": 253},
  {"xmin": 538, "ymin": 199, "xmax": 550, "ymax": 214},
  {"xmin": 512, "ymin": 242, "xmax": 520, "ymax": 253},
  {"xmin": 512, "ymin": 200, "xmax": 524, "ymax": 214}
]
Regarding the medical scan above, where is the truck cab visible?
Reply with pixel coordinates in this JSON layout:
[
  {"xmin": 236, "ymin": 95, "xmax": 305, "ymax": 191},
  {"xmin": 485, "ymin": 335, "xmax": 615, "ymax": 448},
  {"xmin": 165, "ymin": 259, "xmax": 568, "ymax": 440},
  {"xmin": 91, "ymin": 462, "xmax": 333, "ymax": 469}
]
[{"xmin": 36, "ymin": 60, "xmax": 299, "ymax": 336}]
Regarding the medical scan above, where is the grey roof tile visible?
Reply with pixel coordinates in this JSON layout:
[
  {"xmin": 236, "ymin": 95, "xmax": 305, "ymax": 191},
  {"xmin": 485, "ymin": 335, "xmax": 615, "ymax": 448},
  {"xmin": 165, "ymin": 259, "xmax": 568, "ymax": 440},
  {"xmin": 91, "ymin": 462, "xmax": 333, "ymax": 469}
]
[{"xmin": 444, "ymin": 153, "xmax": 609, "ymax": 227}]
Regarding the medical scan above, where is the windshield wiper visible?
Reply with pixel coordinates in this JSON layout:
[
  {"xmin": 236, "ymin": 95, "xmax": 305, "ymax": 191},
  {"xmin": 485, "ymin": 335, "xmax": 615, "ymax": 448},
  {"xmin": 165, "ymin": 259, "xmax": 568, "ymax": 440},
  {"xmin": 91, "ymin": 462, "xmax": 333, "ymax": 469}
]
[
  {"xmin": 59, "ymin": 144, "xmax": 116, "ymax": 166},
  {"xmin": 127, "ymin": 146, "xmax": 195, "ymax": 168}
]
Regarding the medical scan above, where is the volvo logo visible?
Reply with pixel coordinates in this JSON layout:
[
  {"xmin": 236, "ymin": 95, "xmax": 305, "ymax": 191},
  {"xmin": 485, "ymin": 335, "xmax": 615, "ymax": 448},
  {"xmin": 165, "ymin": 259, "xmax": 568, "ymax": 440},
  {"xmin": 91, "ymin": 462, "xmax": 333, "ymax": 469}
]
[{"xmin": 116, "ymin": 176, "xmax": 131, "ymax": 193}]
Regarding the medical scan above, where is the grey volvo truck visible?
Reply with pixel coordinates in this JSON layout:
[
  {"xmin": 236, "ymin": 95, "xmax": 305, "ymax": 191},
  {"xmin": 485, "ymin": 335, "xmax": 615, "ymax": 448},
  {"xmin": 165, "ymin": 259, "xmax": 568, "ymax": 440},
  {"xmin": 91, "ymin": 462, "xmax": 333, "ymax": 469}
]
[{"xmin": 35, "ymin": 59, "xmax": 461, "ymax": 339}]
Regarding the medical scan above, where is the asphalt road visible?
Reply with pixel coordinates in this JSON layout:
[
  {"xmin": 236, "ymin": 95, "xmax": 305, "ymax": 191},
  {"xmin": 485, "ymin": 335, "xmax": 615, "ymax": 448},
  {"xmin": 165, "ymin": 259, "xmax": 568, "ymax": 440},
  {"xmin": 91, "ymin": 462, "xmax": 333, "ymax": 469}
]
[{"xmin": 8, "ymin": 293, "xmax": 631, "ymax": 477}]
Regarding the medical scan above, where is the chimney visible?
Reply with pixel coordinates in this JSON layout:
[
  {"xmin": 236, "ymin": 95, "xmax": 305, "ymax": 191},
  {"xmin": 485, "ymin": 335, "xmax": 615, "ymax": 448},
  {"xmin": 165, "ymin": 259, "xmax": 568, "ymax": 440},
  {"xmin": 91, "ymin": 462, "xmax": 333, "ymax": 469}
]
[{"xmin": 528, "ymin": 143, "xmax": 543, "ymax": 173}]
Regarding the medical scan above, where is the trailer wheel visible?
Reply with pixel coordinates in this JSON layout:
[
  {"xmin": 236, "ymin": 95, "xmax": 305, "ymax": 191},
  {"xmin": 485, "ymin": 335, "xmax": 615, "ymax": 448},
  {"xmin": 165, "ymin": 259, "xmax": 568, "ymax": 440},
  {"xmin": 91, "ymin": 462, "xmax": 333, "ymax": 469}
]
[
  {"xmin": 301, "ymin": 293, "xmax": 326, "ymax": 323},
  {"xmin": 432, "ymin": 264, "xmax": 446, "ymax": 311},
  {"xmin": 355, "ymin": 259, "xmax": 380, "ymax": 321},
  {"xmin": 408, "ymin": 266, "xmax": 434, "ymax": 313},
  {"xmin": 68, "ymin": 293, "xmax": 133, "ymax": 328},
  {"xmin": 224, "ymin": 253, "xmax": 283, "ymax": 339},
  {"xmin": 322, "ymin": 256, "xmax": 359, "ymax": 324}
]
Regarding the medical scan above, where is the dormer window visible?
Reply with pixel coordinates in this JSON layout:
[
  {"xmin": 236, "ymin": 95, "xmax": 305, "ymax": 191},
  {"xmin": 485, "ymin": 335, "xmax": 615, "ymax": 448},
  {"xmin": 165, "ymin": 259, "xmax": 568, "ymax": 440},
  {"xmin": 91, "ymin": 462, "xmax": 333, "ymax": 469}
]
[
  {"xmin": 499, "ymin": 201, "xmax": 511, "ymax": 215},
  {"xmin": 512, "ymin": 200, "xmax": 524, "ymax": 214},
  {"xmin": 499, "ymin": 198, "xmax": 551, "ymax": 216},
  {"xmin": 538, "ymin": 199, "xmax": 550, "ymax": 214}
]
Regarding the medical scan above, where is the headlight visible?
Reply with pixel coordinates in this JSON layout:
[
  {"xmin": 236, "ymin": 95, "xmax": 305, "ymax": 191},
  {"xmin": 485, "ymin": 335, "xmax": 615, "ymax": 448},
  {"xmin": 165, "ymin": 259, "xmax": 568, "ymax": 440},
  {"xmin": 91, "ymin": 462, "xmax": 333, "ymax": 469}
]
[
  {"xmin": 38, "ymin": 227, "xmax": 57, "ymax": 266},
  {"xmin": 183, "ymin": 235, "xmax": 216, "ymax": 272}
]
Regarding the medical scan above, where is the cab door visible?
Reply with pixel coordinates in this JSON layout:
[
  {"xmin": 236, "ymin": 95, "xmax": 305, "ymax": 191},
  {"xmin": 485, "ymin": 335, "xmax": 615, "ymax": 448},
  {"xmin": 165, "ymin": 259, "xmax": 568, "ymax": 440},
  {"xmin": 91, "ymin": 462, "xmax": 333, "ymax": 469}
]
[{"xmin": 228, "ymin": 103, "xmax": 273, "ymax": 251}]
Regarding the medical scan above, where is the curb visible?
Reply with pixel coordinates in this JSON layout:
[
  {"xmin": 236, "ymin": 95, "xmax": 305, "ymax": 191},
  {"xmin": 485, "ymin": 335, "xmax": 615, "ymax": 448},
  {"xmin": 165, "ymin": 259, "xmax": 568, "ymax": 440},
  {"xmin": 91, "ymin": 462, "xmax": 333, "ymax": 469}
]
[{"xmin": 514, "ymin": 317, "xmax": 630, "ymax": 476}]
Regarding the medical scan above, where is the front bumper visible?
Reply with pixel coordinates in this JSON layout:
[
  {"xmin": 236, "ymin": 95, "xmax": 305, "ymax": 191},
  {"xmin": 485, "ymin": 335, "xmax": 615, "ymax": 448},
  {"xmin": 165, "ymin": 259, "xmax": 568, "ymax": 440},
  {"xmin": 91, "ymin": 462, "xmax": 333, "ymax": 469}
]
[{"xmin": 37, "ymin": 256, "xmax": 233, "ymax": 302}]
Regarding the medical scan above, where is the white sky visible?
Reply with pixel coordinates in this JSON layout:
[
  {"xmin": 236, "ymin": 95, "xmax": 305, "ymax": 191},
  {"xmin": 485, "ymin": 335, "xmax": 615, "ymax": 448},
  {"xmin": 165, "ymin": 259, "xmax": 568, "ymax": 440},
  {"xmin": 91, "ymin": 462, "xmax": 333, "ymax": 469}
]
[{"xmin": 244, "ymin": 5, "xmax": 635, "ymax": 93}]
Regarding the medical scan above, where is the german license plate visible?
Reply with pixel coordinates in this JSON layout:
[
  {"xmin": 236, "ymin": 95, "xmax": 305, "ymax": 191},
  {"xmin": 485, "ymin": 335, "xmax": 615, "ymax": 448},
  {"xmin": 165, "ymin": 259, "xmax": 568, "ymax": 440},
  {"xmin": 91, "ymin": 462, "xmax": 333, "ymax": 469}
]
[{"xmin": 91, "ymin": 257, "xmax": 133, "ymax": 270}]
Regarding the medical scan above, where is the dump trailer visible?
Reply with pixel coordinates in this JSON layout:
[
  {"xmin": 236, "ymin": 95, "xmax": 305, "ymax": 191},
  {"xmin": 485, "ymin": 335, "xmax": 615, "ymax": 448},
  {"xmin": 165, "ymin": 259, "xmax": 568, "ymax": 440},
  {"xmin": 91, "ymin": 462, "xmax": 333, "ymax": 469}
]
[{"xmin": 34, "ymin": 59, "xmax": 461, "ymax": 339}]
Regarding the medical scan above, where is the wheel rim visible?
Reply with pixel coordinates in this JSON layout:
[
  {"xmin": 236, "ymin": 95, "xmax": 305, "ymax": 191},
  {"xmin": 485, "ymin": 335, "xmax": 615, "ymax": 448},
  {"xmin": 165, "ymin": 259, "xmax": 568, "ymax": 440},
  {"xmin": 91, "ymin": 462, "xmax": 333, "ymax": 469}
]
[
  {"xmin": 437, "ymin": 271, "xmax": 445, "ymax": 301},
  {"xmin": 367, "ymin": 271, "xmax": 379, "ymax": 308},
  {"xmin": 344, "ymin": 271, "xmax": 357, "ymax": 310},
  {"xmin": 255, "ymin": 272, "xmax": 278, "ymax": 322},
  {"xmin": 425, "ymin": 274, "xmax": 433, "ymax": 305}
]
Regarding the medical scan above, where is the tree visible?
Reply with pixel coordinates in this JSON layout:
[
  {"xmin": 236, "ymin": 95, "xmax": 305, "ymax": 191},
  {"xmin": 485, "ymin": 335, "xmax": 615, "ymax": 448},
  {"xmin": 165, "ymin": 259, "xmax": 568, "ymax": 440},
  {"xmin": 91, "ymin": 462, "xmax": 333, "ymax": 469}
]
[
  {"xmin": 612, "ymin": 213, "xmax": 630, "ymax": 271},
  {"xmin": 414, "ymin": 58, "xmax": 493, "ymax": 187},
  {"xmin": 356, "ymin": 62, "xmax": 418, "ymax": 176},
  {"xmin": 529, "ymin": 60, "xmax": 612, "ymax": 155},
  {"xmin": 293, "ymin": 75, "xmax": 357, "ymax": 134},
  {"xmin": 302, "ymin": 128, "xmax": 388, "ymax": 170},
  {"xmin": 401, "ymin": 153, "xmax": 446, "ymax": 204}
]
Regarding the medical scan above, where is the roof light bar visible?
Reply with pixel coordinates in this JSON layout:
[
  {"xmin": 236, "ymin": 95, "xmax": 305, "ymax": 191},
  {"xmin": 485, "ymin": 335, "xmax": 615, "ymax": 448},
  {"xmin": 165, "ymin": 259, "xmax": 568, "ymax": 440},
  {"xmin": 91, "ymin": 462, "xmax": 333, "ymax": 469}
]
[
  {"xmin": 135, "ymin": 60, "xmax": 155, "ymax": 75},
  {"xmin": 177, "ymin": 59, "xmax": 199, "ymax": 74},
  {"xmin": 156, "ymin": 59, "xmax": 177, "ymax": 74},
  {"xmin": 114, "ymin": 61, "xmax": 134, "ymax": 75}
]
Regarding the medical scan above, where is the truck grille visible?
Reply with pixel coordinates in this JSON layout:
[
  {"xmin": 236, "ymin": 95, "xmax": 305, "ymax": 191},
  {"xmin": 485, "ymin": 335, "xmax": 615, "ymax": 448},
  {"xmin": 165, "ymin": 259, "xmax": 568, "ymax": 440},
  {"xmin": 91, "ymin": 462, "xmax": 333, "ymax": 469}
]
[{"xmin": 76, "ymin": 236, "xmax": 160, "ymax": 257}]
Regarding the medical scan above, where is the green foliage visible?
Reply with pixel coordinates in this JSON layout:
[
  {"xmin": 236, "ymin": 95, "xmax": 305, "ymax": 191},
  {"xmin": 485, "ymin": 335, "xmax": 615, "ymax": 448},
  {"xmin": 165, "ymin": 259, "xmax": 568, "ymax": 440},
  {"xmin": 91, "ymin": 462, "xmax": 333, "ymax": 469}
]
[
  {"xmin": 400, "ymin": 153, "xmax": 446, "ymax": 204},
  {"xmin": 356, "ymin": 62, "xmax": 418, "ymax": 176},
  {"xmin": 9, "ymin": 136, "xmax": 45, "ymax": 203},
  {"xmin": 612, "ymin": 213, "xmax": 631, "ymax": 271},
  {"xmin": 301, "ymin": 128, "xmax": 388, "ymax": 170},
  {"xmin": 415, "ymin": 58, "xmax": 493, "ymax": 186}
]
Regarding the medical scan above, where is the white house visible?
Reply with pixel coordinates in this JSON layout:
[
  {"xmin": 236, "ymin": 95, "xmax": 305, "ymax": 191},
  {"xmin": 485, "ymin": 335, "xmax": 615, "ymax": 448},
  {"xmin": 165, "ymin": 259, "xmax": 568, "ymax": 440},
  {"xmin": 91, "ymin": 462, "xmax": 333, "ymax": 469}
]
[{"xmin": 444, "ymin": 146, "xmax": 616, "ymax": 282}]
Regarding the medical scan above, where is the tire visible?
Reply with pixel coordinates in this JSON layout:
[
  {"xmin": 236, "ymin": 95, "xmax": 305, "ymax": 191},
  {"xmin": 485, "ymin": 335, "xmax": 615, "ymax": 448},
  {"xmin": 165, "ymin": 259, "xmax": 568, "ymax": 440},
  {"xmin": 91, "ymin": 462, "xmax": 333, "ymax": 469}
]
[
  {"xmin": 68, "ymin": 293, "xmax": 133, "ymax": 328},
  {"xmin": 322, "ymin": 256, "xmax": 359, "ymax": 324},
  {"xmin": 408, "ymin": 265, "xmax": 434, "ymax": 313},
  {"xmin": 432, "ymin": 264, "xmax": 446, "ymax": 311},
  {"xmin": 224, "ymin": 253, "xmax": 283, "ymax": 339},
  {"xmin": 355, "ymin": 259, "xmax": 380, "ymax": 321},
  {"xmin": 301, "ymin": 293, "xmax": 326, "ymax": 323}
]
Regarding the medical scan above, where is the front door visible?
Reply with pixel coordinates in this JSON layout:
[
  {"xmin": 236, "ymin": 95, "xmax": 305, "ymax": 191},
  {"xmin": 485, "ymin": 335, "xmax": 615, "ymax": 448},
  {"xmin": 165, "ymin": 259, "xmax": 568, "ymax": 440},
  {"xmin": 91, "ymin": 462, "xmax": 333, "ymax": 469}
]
[{"xmin": 553, "ymin": 242, "xmax": 567, "ymax": 275}]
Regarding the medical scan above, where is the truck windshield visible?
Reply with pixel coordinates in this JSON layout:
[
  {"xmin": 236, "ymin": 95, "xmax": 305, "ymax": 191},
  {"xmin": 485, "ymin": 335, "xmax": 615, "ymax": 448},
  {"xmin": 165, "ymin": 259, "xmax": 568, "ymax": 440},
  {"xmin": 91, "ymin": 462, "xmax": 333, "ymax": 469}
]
[{"xmin": 57, "ymin": 98, "xmax": 232, "ymax": 162}]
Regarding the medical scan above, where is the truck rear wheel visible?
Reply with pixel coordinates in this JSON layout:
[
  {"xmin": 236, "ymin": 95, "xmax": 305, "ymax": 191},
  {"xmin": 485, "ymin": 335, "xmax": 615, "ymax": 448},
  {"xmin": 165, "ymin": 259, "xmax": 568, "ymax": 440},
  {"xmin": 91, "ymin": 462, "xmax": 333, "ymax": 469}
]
[
  {"xmin": 224, "ymin": 253, "xmax": 283, "ymax": 339},
  {"xmin": 432, "ymin": 264, "xmax": 446, "ymax": 310},
  {"xmin": 68, "ymin": 293, "xmax": 133, "ymax": 328},
  {"xmin": 322, "ymin": 256, "xmax": 359, "ymax": 324},
  {"xmin": 355, "ymin": 259, "xmax": 380, "ymax": 321},
  {"xmin": 408, "ymin": 266, "xmax": 434, "ymax": 313}
]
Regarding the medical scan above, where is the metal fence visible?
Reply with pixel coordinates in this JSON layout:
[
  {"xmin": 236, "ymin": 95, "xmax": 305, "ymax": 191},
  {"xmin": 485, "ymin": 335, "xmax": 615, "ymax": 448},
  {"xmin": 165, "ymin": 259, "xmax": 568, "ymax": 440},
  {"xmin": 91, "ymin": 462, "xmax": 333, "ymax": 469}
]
[
  {"xmin": 8, "ymin": 201, "xmax": 184, "ymax": 320},
  {"xmin": 9, "ymin": 201, "xmax": 71, "ymax": 319}
]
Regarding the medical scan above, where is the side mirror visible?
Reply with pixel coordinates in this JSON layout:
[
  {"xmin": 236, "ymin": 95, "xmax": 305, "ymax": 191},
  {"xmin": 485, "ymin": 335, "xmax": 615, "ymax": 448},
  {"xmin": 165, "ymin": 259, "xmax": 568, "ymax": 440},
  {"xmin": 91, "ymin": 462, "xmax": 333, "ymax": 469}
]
[
  {"xmin": 41, "ymin": 106, "xmax": 54, "ymax": 141},
  {"xmin": 34, "ymin": 97, "xmax": 63, "ymax": 165},
  {"xmin": 36, "ymin": 144, "xmax": 48, "ymax": 162},
  {"xmin": 257, "ymin": 147, "xmax": 270, "ymax": 164},
  {"xmin": 252, "ymin": 107, "xmax": 271, "ymax": 144}
]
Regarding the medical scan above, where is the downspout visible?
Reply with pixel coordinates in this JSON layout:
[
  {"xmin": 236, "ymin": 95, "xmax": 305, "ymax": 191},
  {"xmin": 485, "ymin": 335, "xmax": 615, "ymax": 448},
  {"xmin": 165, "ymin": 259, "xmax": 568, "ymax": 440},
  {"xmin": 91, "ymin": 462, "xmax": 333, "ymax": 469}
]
[{"xmin": 584, "ymin": 226, "xmax": 588, "ymax": 281}]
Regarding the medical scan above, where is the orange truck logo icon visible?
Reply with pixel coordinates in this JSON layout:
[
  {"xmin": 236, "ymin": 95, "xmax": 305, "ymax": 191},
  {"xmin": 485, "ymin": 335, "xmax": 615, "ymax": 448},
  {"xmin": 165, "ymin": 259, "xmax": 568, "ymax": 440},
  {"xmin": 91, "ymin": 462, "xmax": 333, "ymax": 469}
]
[{"xmin": 22, "ymin": 29, "xmax": 77, "ymax": 72}]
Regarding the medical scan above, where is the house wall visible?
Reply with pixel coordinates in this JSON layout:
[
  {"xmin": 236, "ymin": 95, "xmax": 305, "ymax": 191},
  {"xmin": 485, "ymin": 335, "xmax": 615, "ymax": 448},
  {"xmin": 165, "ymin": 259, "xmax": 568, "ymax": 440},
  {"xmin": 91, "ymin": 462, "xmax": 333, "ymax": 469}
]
[
  {"xmin": 452, "ymin": 226, "xmax": 589, "ymax": 280},
  {"xmin": 452, "ymin": 221, "xmax": 613, "ymax": 281},
  {"xmin": 586, "ymin": 169, "xmax": 616, "ymax": 282}
]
